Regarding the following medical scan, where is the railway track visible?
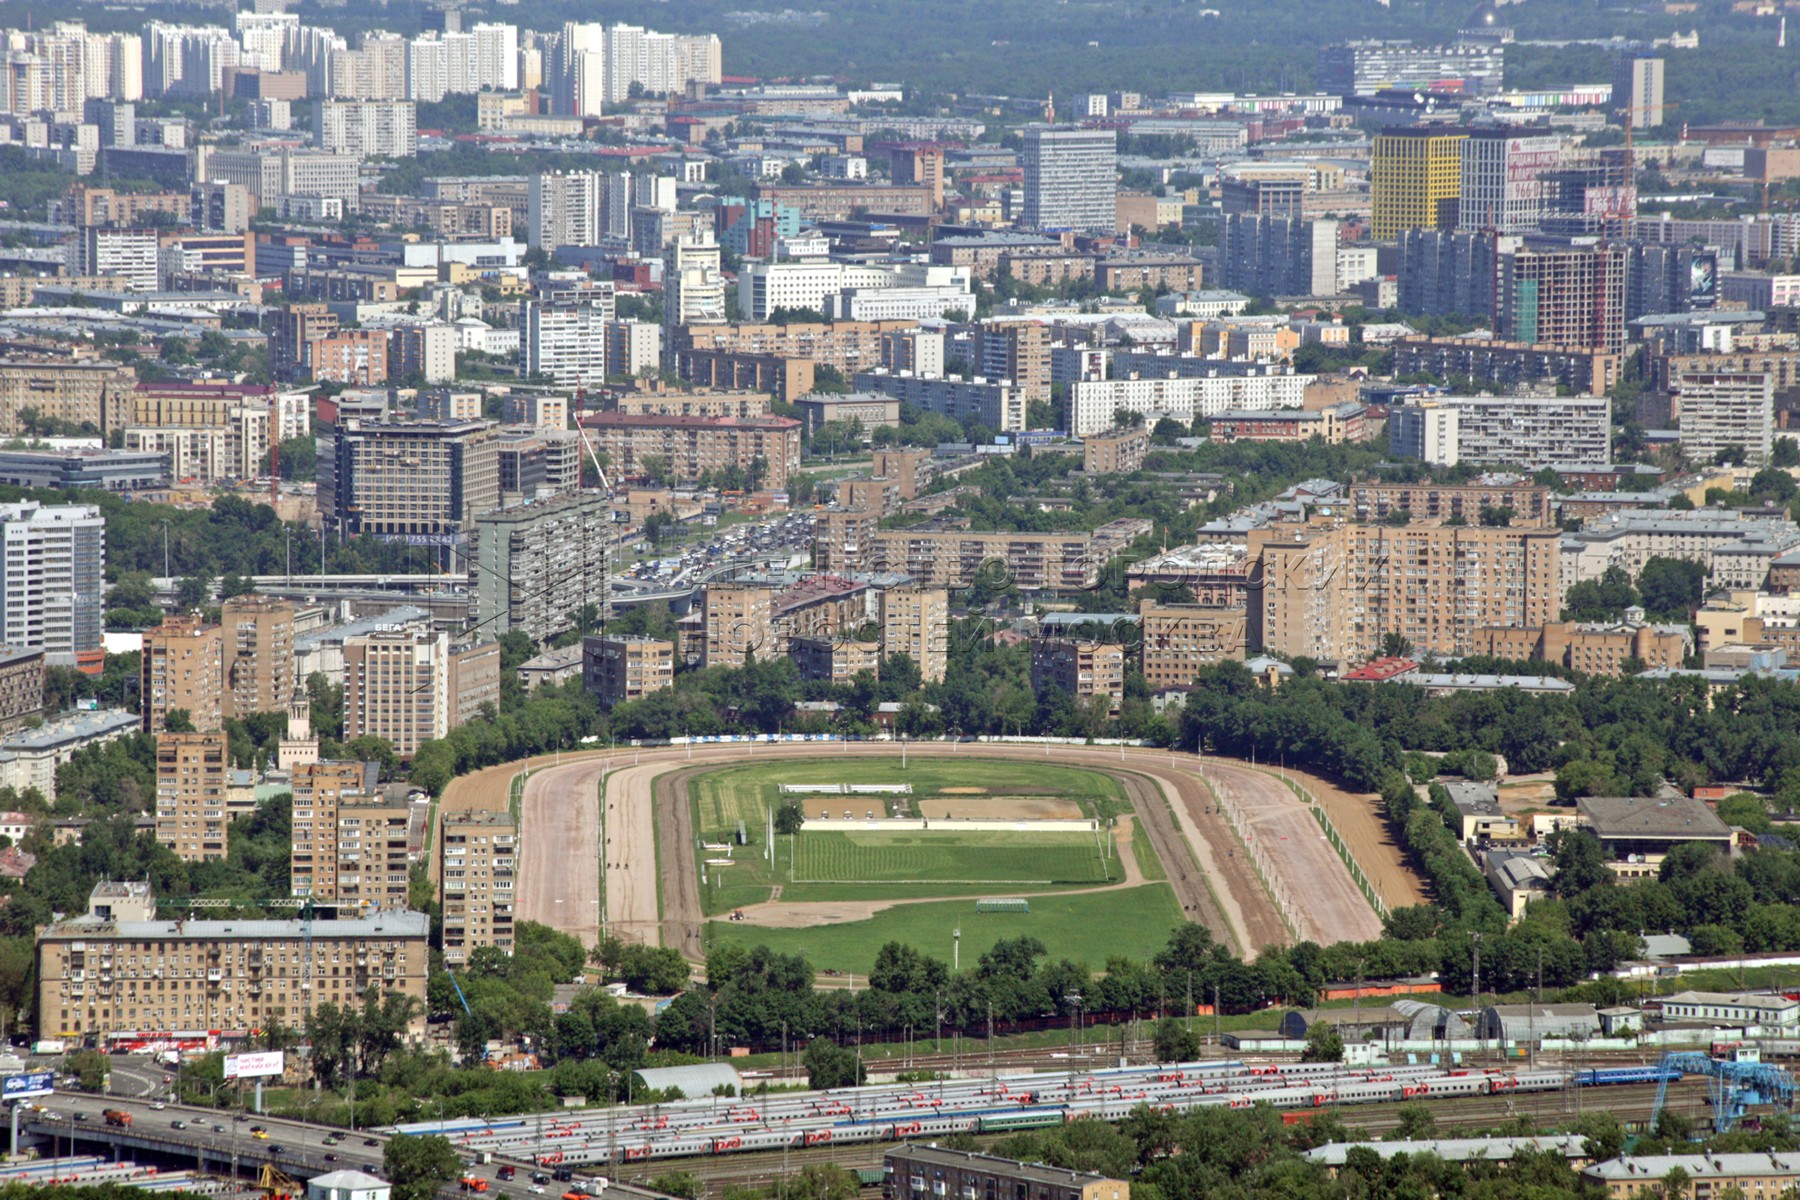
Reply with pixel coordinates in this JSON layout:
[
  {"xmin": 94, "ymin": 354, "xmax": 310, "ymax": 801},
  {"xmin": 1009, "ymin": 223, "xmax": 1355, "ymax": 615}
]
[{"xmin": 611, "ymin": 1080, "xmax": 1715, "ymax": 1195}]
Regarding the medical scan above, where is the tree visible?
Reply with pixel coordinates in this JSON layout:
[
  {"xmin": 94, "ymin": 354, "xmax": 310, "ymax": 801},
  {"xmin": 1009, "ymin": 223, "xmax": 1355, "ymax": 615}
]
[
  {"xmin": 773, "ymin": 802, "xmax": 805, "ymax": 835},
  {"xmin": 1637, "ymin": 556, "xmax": 1706, "ymax": 620},
  {"xmin": 804, "ymin": 1041, "xmax": 865, "ymax": 1089},
  {"xmin": 1378, "ymin": 632, "xmax": 1413, "ymax": 660},
  {"xmin": 1299, "ymin": 1021, "xmax": 1344, "ymax": 1063},
  {"xmin": 66, "ymin": 1049, "xmax": 108, "ymax": 1091},
  {"xmin": 385, "ymin": 1134, "xmax": 462, "ymax": 1200},
  {"xmin": 1151, "ymin": 1016, "xmax": 1199, "ymax": 1063},
  {"xmin": 1390, "ymin": 1101, "xmax": 1436, "ymax": 1140},
  {"xmin": 175, "ymin": 575, "xmax": 212, "ymax": 609}
]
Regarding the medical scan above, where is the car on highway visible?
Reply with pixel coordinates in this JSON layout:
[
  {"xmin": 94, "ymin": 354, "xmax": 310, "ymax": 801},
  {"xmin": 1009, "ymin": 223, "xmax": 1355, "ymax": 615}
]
[
  {"xmin": 324, "ymin": 1154, "xmax": 340, "ymax": 1163},
  {"xmin": 149, "ymin": 1102, "xmax": 166, "ymax": 1110},
  {"xmin": 234, "ymin": 1113, "xmax": 249, "ymax": 1123},
  {"xmin": 498, "ymin": 1166, "xmax": 516, "ymax": 1181},
  {"xmin": 250, "ymin": 1127, "xmax": 268, "ymax": 1139},
  {"xmin": 213, "ymin": 1124, "xmax": 226, "ymax": 1133},
  {"xmin": 529, "ymin": 1188, "xmax": 545, "ymax": 1195},
  {"xmin": 532, "ymin": 1174, "xmax": 549, "ymax": 1185},
  {"xmin": 71, "ymin": 1112, "xmax": 88, "ymax": 1122},
  {"xmin": 170, "ymin": 1120, "xmax": 186, "ymax": 1130},
  {"xmin": 364, "ymin": 1137, "xmax": 380, "ymax": 1147}
]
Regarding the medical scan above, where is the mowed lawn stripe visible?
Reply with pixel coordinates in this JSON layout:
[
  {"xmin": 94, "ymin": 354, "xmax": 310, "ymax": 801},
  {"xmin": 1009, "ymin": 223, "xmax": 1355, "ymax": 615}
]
[{"xmin": 794, "ymin": 830, "xmax": 1109, "ymax": 884}]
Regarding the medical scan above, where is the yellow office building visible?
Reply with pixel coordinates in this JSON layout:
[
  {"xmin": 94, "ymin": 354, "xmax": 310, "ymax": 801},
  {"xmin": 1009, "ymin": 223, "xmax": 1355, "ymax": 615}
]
[{"xmin": 1371, "ymin": 128, "xmax": 1466, "ymax": 240}]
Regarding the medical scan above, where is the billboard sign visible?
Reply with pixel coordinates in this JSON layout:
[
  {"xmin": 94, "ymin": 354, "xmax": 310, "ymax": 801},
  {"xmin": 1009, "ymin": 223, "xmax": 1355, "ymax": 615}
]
[
  {"xmin": 1688, "ymin": 252, "xmax": 1718, "ymax": 309},
  {"xmin": 2, "ymin": 1072, "xmax": 54, "ymax": 1099},
  {"xmin": 223, "ymin": 1051, "xmax": 284, "ymax": 1080}
]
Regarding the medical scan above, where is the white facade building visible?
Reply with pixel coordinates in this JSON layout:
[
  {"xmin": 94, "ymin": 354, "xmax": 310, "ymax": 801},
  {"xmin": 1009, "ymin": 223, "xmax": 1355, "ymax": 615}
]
[
  {"xmin": 0, "ymin": 501, "xmax": 104, "ymax": 659},
  {"xmin": 1672, "ymin": 371, "xmax": 1774, "ymax": 467},
  {"xmin": 1021, "ymin": 124, "xmax": 1117, "ymax": 234},
  {"xmin": 1066, "ymin": 371, "xmax": 1310, "ymax": 437},
  {"xmin": 522, "ymin": 293, "xmax": 614, "ymax": 388},
  {"xmin": 314, "ymin": 99, "xmax": 417, "ymax": 158},
  {"xmin": 528, "ymin": 170, "xmax": 603, "ymax": 250}
]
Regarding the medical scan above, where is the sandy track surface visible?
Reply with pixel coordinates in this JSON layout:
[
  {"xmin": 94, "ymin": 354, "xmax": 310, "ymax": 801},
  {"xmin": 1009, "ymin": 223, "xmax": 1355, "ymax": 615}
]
[
  {"xmin": 451, "ymin": 743, "xmax": 1375, "ymax": 967},
  {"xmin": 1277, "ymin": 763, "xmax": 1427, "ymax": 912},
  {"xmin": 518, "ymin": 760, "xmax": 604, "ymax": 950},
  {"xmin": 1197, "ymin": 759, "xmax": 1385, "ymax": 946}
]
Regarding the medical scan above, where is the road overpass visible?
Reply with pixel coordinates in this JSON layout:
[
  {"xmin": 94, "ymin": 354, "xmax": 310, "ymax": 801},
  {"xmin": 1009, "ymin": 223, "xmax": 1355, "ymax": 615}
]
[{"xmin": 22, "ymin": 1090, "xmax": 671, "ymax": 1200}]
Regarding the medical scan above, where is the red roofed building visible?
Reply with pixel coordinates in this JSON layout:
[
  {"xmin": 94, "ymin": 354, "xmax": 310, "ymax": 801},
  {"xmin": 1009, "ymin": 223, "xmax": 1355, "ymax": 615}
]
[
  {"xmin": 580, "ymin": 411, "xmax": 801, "ymax": 488},
  {"xmin": 1342, "ymin": 657, "xmax": 1419, "ymax": 682}
]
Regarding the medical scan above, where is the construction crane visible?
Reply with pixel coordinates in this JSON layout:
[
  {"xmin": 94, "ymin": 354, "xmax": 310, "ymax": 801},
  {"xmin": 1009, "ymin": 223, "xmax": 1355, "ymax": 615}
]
[
  {"xmin": 257, "ymin": 1162, "xmax": 301, "ymax": 1200},
  {"xmin": 1651, "ymin": 1049, "xmax": 1796, "ymax": 1133}
]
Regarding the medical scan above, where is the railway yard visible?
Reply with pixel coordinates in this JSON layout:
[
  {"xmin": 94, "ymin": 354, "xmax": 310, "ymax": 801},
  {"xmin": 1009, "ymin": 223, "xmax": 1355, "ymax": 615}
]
[{"xmin": 388, "ymin": 1058, "xmax": 1695, "ymax": 1170}]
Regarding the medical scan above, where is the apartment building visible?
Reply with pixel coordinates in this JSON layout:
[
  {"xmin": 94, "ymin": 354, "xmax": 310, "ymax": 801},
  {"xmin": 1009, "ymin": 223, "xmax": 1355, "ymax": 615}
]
[
  {"xmin": 471, "ymin": 492, "xmax": 612, "ymax": 642},
  {"xmin": 220, "ymin": 594, "xmax": 294, "ymax": 721},
  {"xmin": 815, "ymin": 508, "xmax": 883, "ymax": 573},
  {"xmin": 1067, "ymin": 370, "xmax": 1310, "ymax": 438},
  {"xmin": 319, "ymin": 417, "xmax": 500, "ymax": 543},
  {"xmin": 868, "ymin": 519, "xmax": 1151, "ymax": 590},
  {"xmin": 1210, "ymin": 403, "xmax": 1372, "ymax": 445},
  {"xmin": 1020, "ymin": 125, "xmax": 1117, "ymax": 234},
  {"xmin": 522, "ymin": 292, "xmax": 614, "ymax": 389},
  {"xmin": 153, "ymin": 730, "xmax": 228, "ymax": 863},
  {"xmin": 879, "ymin": 586, "xmax": 949, "ymax": 684},
  {"xmin": 0, "ymin": 501, "xmax": 105, "ymax": 662},
  {"xmin": 527, "ymin": 169, "xmax": 603, "ymax": 249},
  {"xmin": 1030, "ymin": 639, "xmax": 1125, "ymax": 712},
  {"xmin": 852, "ymin": 371, "xmax": 1026, "ymax": 433},
  {"xmin": 1471, "ymin": 617, "xmax": 1689, "ymax": 676},
  {"xmin": 704, "ymin": 583, "xmax": 774, "ymax": 668},
  {"xmin": 439, "ymin": 809, "xmax": 516, "ymax": 965},
  {"xmin": 0, "ymin": 360, "xmax": 136, "ymax": 435},
  {"xmin": 675, "ymin": 320, "xmax": 916, "ymax": 377},
  {"xmin": 883, "ymin": 1147, "xmax": 1128, "ymax": 1200},
  {"xmin": 1347, "ymin": 480, "xmax": 1553, "ymax": 527},
  {"xmin": 773, "ymin": 575, "xmax": 872, "ymax": 650},
  {"xmin": 790, "ymin": 636, "xmax": 881, "ymax": 684},
  {"xmin": 1083, "ymin": 429, "xmax": 1150, "ymax": 475},
  {"xmin": 1390, "ymin": 336, "xmax": 1619, "ymax": 398},
  {"xmin": 1671, "ymin": 371, "xmax": 1775, "ymax": 467},
  {"xmin": 342, "ymin": 629, "xmax": 450, "ymax": 757},
  {"xmin": 1498, "ymin": 244, "xmax": 1628, "ymax": 354},
  {"xmin": 1370, "ymin": 126, "xmax": 1466, "ymax": 240},
  {"xmin": 1251, "ymin": 520, "xmax": 1562, "ymax": 662},
  {"xmin": 0, "ymin": 647, "xmax": 44, "ymax": 731},
  {"xmin": 1139, "ymin": 602, "xmax": 1249, "ymax": 689},
  {"xmin": 290, "ymin": 760, "xmax": 410, "ymax": 911},
  {"xmin": 306, "ymin": 329, "xmax": 390, "ymax": 386},
  {"xmin": 1561, "ymin": 509, "xmax": 1800, "ymax": 592},
  {"xmin": 35, "ymin": 881, "xmax": 429, "ymax": 1040},
  {"xmin": 582, "ymin": 412, "xmax": 802, "ymax": 489},
  {"xmin": 141, "ymin": 615, "xmax": 223, "ymax": 734},
  {"xmin": 582, "ymin": 635, "xmax": 675, "ymax": 707},
  {"xmin": 1586, "ymin": 1154, "xmax": 1800, "ymax": 1200},
  {"xmin": 1388, "ymin": 395, "xmax": 1612, "ymax": 469}
]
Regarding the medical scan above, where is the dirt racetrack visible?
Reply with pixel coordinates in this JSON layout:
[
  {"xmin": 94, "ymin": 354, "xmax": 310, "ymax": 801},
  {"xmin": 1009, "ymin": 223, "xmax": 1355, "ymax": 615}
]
[
  {"xmin": 1279, "ymin": 764, "xmax": 1427, "ymax": 912},
  {"xmin": 439, "ymin": 742, "xmax": 1399, "ymax": 965},
  {"xmin": 1196, "ymin": 759, "xmax": 1386, "ymax": 946}
]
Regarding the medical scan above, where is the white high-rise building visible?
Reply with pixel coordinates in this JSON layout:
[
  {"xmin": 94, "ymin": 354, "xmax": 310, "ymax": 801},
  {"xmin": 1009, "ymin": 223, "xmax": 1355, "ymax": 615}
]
[
  {"xmin": 442, "ymin": 31, "xmax": 476, "ymax": 95},
  {"xmin": 0, "ymin": 501, "xmax": 104, "ymax": 660},
  {"xmin": 521, "ymin": 290, "xmax": 614, "ymax": 388},
  {"xmin": 107, "ymin": 33, "xmax": 142, "ymax": 100},
  {"xmin": 1673, "ymin": 371, "xmax": 1774, "ymax": 467},
  {"xmin": 234, "ymin": 12, "xmax": 297, "ymax": 71},
  {"xmin": 1458, "ymin": 129, "xmax": 1564, "ymax": 233},
  {"xmin": 664, "ymin": 233, "xmax": 726, "ymax": 335},
  {"xmin": 528, "ymin": 170, "xmax": 603, "ymax": 249},
  {"xmin": 1021, "ymin": 125, "xmax": 1117, "ymax": 234},
  {"xmin": 603, "ymin": 24, "xmax": 643, "ymax": 103},
  {"xmin": 315, "ymin": 99, "xmax": 417, "ymax": 158},
  {"xmin": 406, "ymin": 36, "xmax": 448, "ymax": 103},
  {"xmin": 471, "ymin": 23, "xmax": 519, "ymax": 91}
]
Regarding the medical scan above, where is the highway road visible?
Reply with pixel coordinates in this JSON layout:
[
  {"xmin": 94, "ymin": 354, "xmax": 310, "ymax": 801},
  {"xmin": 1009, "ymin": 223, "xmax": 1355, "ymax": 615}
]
[{"xmin": 23, "ymin": 1088, "xmax": 661, "ymax": 1200}]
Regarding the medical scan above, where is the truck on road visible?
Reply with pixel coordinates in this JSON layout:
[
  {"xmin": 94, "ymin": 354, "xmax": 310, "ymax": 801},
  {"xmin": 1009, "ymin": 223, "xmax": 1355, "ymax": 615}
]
[{"xmin": 102, "ymin": 1110, "xmax": 132, "ymax": 1128}]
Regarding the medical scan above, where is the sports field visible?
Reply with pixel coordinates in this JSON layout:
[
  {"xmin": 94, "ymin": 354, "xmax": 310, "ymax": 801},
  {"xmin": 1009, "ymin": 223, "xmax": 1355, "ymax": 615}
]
[
  {"xmin": 704, "ymin": 884, "xmax": 1186, "ymax": 976},
  {"xmin": 690, "ymin": 757, "xmax": 1130, "ymax": 915},
  {"xmin": 792, "ymin": 829, "xmax": 1109, "ymax": 885}
]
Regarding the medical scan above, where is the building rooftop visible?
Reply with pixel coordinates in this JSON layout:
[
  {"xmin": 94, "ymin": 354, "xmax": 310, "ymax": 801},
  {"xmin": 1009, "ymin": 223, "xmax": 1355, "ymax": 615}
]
[
  {"xmin": 293, "ymin": 606, "xmax": 431, "ymax": 654},
  {"xmin": 517, "ymin": 646, "xmax": 584, "ymax": 673},
  {"xmin": 0, "ymin": 708, "xmax": 138, "ymax": 752},
  {"xmin": 42, "ymin": 910, "xmax": 429, "ymax": 940},
  {"xmin": 633, "ymin": 1063, "xmax": 744, "ymax": 1098},
  {"xmin": 1443, "ymin": 780, "xmax": 1502, "ymax": 817},
  {"xmin": 1308, "ymin": 1135, "xmax": 1589, "ymax": 1166},
  {"xmin": 1392, "ymin": 673, "xmax": 1577, "ymax": 694},
  {"xmin": 1485, "ymin": 850, "xmax": 1553, "ymax": 892},
  {"xmin": 1586, "ymin": 1155, "xmax": 1800, "ymax": 1183},
  {"xmin": 1659, "ymin": 990, "xmax": 1797, "ymax": 1011},
  {"xmin": 1575, "ymin": 795, "xmax": 1733, "ymax": 841},
  {"xmin": 884, "ymin": 1145, "xmax": 1123, "ymax": 1189}
]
